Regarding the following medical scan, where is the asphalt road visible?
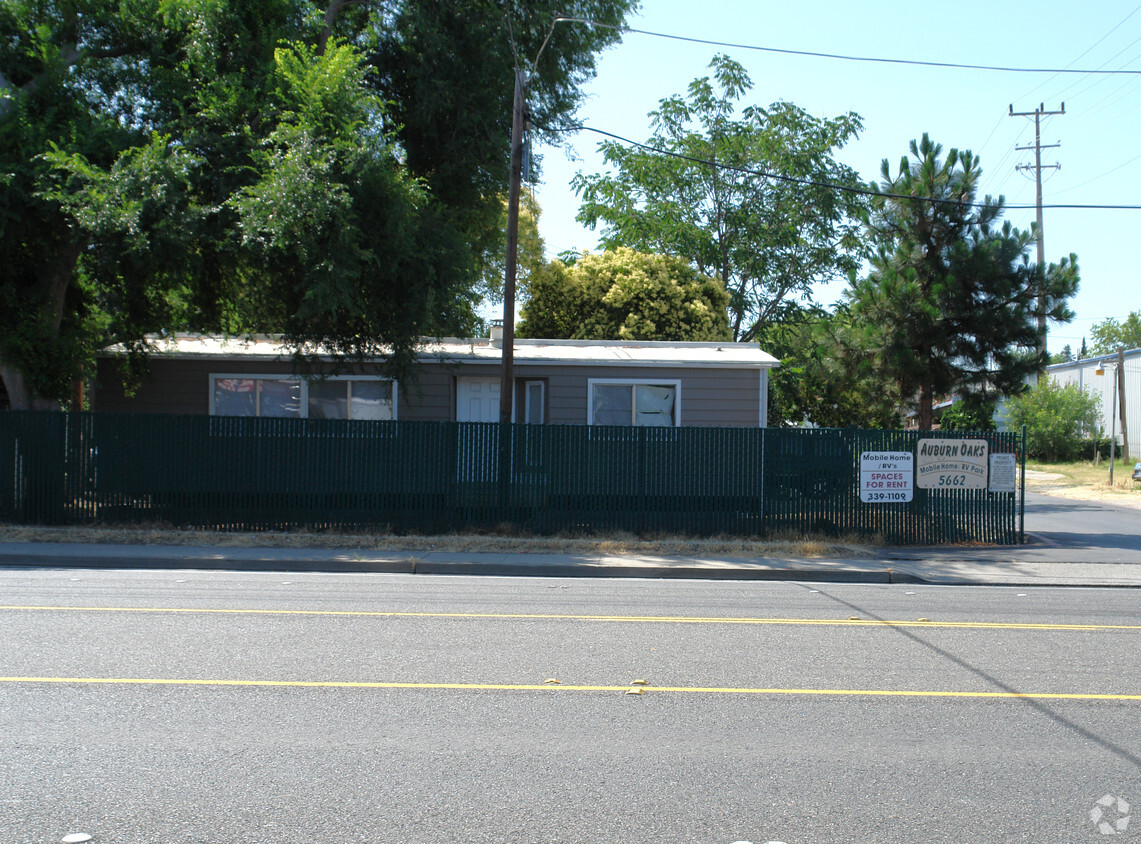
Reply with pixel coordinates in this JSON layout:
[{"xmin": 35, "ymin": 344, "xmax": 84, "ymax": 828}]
[
  {"xmin": 2, "ymin": 569, "xmax": 1139, "ymax": 843},
  {"xmin": 1024, "ymin": 491, "xmax": 1141, "ymax": 555}
]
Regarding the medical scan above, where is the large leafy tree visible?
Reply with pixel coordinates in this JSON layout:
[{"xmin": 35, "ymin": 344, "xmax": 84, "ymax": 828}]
[
  {"xmin": 517, "ymin": 247, "xmax": 731, "ymax": 341},
  {"xmin": 479, "ymin": 189, "xmax": 547, "ymax": 306},
  {"xmin": 573, "ymin": 54, "xmax": 866, "ymax": 342},
  {"xmin": 370, "ymin": 0, "xmax": 637, "ymax": 284},
  {"xmin": 0, "ymin": 0, "xmax": 163, "ymax": 408},
  {"xmin": 222, "ymin": 39, "xmax": 481, "ymax": 375},
  {"xmin": 0, "ymin": 0, "xmax": 637, "ymax": 408},
  {"xmin": 1, "ymin": 0, "xmax": 335, "ymax": 407},
  {"xmin": 843, "ymin": 134, "xmax": 1080, "ymax": 430},
  {"xmin": 1089, "ymin": 311, "xmax": 1141, "ymax": 356}
]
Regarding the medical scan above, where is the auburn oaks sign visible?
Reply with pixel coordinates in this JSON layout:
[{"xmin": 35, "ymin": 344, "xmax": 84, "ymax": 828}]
[{"xmin": 915, "ymin": 438, "xmax": 989, "ymax": 490}]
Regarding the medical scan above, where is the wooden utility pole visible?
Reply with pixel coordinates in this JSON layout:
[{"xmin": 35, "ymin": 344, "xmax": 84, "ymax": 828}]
[
  {"xmin": 1118, "ymin": 346, "xmax": 1130, "ymax": 461},
  {"xmin": 497, "ymin": 69, "xmax": 527, "ymax": 503},
  {"xmin": 493, "ymin": 17, "xmax": 564, "ymax": 505},
  {"xmin": 1009, "ymin": 103, "xmax": 1064, "ymax": 358},
  {"xmin": 499, "ymin": 69, "xmax": 526, "ymax": 429}
]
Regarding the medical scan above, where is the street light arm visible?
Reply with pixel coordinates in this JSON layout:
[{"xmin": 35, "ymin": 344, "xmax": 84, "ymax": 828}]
[{"xmin": 528, "ymin": 17, "xmax": 567, "ymax": 79}]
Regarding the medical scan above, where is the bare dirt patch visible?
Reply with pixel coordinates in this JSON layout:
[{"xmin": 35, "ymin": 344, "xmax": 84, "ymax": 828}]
[{"xmin": 1024, "ymin": 463, "xmax": 1141, "ymax": 510}]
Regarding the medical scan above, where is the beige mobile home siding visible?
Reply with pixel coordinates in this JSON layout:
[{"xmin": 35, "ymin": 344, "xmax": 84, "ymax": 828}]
[
  {"xmin": 397, "ymin": 368, "xmax": 453, "ymax": 421},
  {"xmin": 525, "ymin": 364, "xmax": 763, "ymax": 427},
  {"xmin": 94, "ymin": 357, "xmax": 439, "ymax": 417},
  {"xmin": 95, "ymin": 357, "xmax": 217, "ymax": 414},
  {"xmin": 95, "ymin": 355, "xmax": 769, "ymax": 427}
]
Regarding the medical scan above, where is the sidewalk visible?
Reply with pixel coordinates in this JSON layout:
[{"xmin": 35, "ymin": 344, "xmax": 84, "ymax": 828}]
[
  {"xmin": 2, "ymin": 534, "xmax": 1140, "ymax": 586},
  {"xmin": 3, "ymin": 491, "xmax": 1138, "ymax": 586}
]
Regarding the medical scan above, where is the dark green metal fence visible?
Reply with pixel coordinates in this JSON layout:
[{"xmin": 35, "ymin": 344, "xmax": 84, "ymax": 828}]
[{"xmin": 0, "ymin": 412, "xmax": 1023, "ymax": 544}]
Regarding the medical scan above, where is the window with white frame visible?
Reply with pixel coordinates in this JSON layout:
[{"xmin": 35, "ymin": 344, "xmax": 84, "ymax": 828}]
[
  {"xmin": 210, "ymin": 376, "xmax": 396, "ymax": 419},
  {"xmin": 588, "ymin": 380, "xmax": 680, "ymax": 427},
  {"xmin": 308, "ymin": 379, "xmax": 394, "ymax": 420},
  {"xmin": 523, "ymin": 380, "xmax": 545, "ymax": 425}
]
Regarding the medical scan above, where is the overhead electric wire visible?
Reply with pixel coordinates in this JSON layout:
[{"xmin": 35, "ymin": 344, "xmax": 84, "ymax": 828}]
[
  {"xmin": 975, "ymin": 111, "xmax": 1010, "ymax": 162},
  {"xmin": 1049, "ymin": 32, "xmax": 1141, "ymax": 100},
  {"xmin": 556, "ymin": 16, "xmax": 1141, "ymax": 76},
  {"xmin": 987, "ymin": 124, "xmax": 1032, "ymax": 197},
  {"xmin": 1082, "ymin": 71, "xmax": 1141, "ymax": 120},
  {"xmin": 563, "ymin": 124, "xmax": 1141, "ymax": 211},
  {"xmin": 1015, "ymin": 3, "xmax": 1141, "ymax": 101},
  {"xmin": 1022, "ymin": 7, "xmax": 1141, "ymax": 201}
]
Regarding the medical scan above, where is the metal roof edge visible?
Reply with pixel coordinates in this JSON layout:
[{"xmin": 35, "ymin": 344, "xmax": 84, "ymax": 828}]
[
  {"xmin": 1046, "ymin": 347, "xmax": 1141, "ymax": 370},
  {"xmin": 99, "ymin": 334, "xmax": 779, "ymax": 367}
]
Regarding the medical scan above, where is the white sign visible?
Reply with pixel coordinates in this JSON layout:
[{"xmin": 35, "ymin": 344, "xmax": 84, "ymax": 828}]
[
  {"xmin": 988, "ymin": 453, "xmax": 1017, "ymax": 493},
  {"xmin": 916, "ymin": 438, "xmax": 989, "ymax": 490},
  {"xmin": 860, "ymin": 451, "xmax": 914, "ymax": 503}
]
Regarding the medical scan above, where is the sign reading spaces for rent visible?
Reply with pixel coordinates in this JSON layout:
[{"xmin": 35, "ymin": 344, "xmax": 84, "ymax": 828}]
[
  {"xmin": 860, "ymin": 452, "xmax": 914, "ymax": 503},
  {"xmin": 916, "ymin": 438, "xmax": 989, "ymax": 490}
]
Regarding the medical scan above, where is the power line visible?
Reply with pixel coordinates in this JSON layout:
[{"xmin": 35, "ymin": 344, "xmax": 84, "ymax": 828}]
[
  {"xmin": 1049, "ymin": 32, "xmax": 1141, "ymax": 102},
  {"xmin": 564, "ymin": 124, "xmax": 1141, "ymax": 211},
  {"xmin": 1016, "ymin": 3, "xmax": 1141, "ymax": 102},
  {"xmin": 987, "ymin": 125, "xmax": 1032, "ymax": 197},
  {"xmin": 1083, "ymin": 72, "xmax": 1141, "ymax": 121},
  {"xmin": 557, "ymin": 17, "xmax": 1141, "ymax": 76},
  {"xmin": 1054, "ymin": 149, "xmax": 1141, "ymax": 196},
  {"xmin": 976, "ymin": 111, "xmax": 1010, "ymax": 161}
]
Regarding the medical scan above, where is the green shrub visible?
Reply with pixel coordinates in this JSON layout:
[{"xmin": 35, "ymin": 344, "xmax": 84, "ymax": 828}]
[
  {"xmin": 1006, "ymin": 378, "xmax": 1101, "ymax": 462},
  {"xmin": 1037, "ymin": 438, "xmax": 1112, "ymax": 463},
  {"xmin": 940, "ymin": 396, "xmax": 997, "ymax": 431}
]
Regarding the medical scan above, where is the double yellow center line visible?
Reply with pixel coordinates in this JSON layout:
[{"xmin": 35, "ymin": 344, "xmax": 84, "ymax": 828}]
[
  {"xmin": 3, "ymin": 605, "xmax": 1140, "ymax": 631},
  {"xmin": 0, "ymin": 676, "xmax": 1138, "ymax": 700},
  {"xmin": 4, "ymin": 605, "xmax": 1137, "ymax": 700}
]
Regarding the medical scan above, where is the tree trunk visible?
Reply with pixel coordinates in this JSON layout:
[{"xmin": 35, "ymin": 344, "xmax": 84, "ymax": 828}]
[
  {"xmin": 0, "ymin": 364, "xmax": 59, "ymax": 410},
  {"xmin": 1, "ymin": 232, "xmax": 81, "ymax": 411},
  {"xmin": 917, "ymin": 385, "xmax": 934, "ymax": 430}
]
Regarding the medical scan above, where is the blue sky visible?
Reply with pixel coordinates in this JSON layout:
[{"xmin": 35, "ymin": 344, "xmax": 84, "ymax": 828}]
[{"xmin": 526, "ymin": 0, "xmax": 1141, "ymax": 355}]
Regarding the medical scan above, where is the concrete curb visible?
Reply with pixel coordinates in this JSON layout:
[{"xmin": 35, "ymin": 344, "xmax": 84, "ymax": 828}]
[
  {"xmin": 1, "ymin": 550, "xmax": 921, "ymax": 583},
  {"xmin": 410, "ymin": 560, "xmax": 925, "ymax": 583},
  {"xmin": 2, "ymin": 552, "xmax": 416, "ymax": 575},
  {"xmin": 2, "ymin": 540, "xmax": 1140, "ymax": 587}
]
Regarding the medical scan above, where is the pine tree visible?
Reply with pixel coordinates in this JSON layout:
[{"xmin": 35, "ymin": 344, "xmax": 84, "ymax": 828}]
[{"xmin": 843, "ymin": 135, "xmax": 1079, "ymax": 429}]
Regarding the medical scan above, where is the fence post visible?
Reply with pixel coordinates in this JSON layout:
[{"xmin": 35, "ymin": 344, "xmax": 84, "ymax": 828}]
[
  {"xmin": 1019, "ymin": 425, "xmax": 1026, "ymax": 544},
  {"xmin": 497, "ymin": 419, "xmax": 511, "ymax": 524}
]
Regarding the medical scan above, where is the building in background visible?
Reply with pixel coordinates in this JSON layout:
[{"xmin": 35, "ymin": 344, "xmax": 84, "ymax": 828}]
[{"xmin": 1037, "ymin": 348, "xmax": 1141, "ymax": 453}]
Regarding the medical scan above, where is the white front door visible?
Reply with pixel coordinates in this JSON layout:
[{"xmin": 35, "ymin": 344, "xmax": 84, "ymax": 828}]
[
  {"xmin": 456, "ymin": 377, "xmax": 501, "ymax": 482},
  {"xmin": 456, "ymin": 377, "xmax": 502, "ymax": 422}
]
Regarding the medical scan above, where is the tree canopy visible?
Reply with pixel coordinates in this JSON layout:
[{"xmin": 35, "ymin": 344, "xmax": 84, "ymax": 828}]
[
  {"xmin": 757, "ymin": 306, "xmax": 902, "ymax": 429},
  {"xmin": 0, "ymin": 0, "xmax": 637, "ymax": 408},
  {"xmin": 369, "ymin": 0, "xmax": 636, "ymax": 286},
  {"xmin": 517, "ymin": 248, "xmax": 731, "ymax": 342},
  {"xmin": 1006, "ymin": 377, "xmax": 1101, "ymax": 462},
  {"xmin": 1088, "ymin": 311, "xmax": 1141, "ymax": 356},
  {"xmin": 572, "ymin": 55, "xmax": 866, "ymax": 342},
  {"xmin": 479, "ymin": 190, "xmax": 546, "ymax": 306},
  {"xmin": 842, "ymin": 134, "xmax": 1079, "ymax": 429},
  {"xmin": 1049, "ymin": 344, "xmax": 1074, "ymax": 364}
]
